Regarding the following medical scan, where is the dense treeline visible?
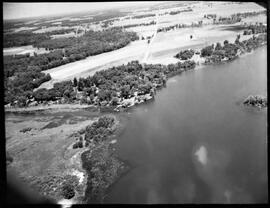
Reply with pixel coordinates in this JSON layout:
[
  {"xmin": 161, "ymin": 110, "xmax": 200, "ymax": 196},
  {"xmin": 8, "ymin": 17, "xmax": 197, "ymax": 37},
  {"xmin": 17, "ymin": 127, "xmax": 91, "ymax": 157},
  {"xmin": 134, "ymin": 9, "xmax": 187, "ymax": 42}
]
[
  {"xmin": 7, "ymin": 60, "xmax": 195, "ymax": 108},
  {"xmin": 3, "ymin": 32, "xmax": 50, "ymax": 48},
  {"xmin": 234, "ymin": 10, "xmax": 266, "ymax": 18},
  {"xmin": 3, "ymin": 29, "xmax": 77, "ymax": 48},
  {"xmin": 4, "ymin": 28, "xmax": 139, "ymax": 106},
  {"xmin": 204, "ymin": 14, "xmax": 217, "ymax": 19},
  {"xmin": 80, "ymin": 115, "xmax": 124, "ymax": 203},
  {"xmin": 4, "ymin": 52, "xmax": 52, "ymax": 106},
  {"xmin": 157, "ymin": 21, "xmax": 203, "ymax": 33},
  {"xmin": 34, "ymin": 28, "xmax": 138, "ymax": 50},
  {"xmin": 243, "ymin": 23, "xmax": 267, "ymax": 35},
  {"xmin": 164, "ymin": 8, "xmax": 193, "ymax": 15},
  {"xmin": 132, "ymin": 13, "xmax": 156, "ymax": 19},
  {"xmin": 85, "ymin": 116, "xmax": 115, "ymax": 144},
  {"xmin": 112, "ymin": 21, "xmax": 156, "ymax": 29},
  {"xmin": 45, "ymin": 28, "xmax": 76, "ymax": 35},
  {"xmin": 200, "ymin": 33, "xmax": 267, "ymax": 64},
  {"xmin": 4, "ymin": 70, "xmax": 51, "ymax": 106},
  {"xmin": 205, "ymin": 10, "xmax": 266, "ymax": 25},
  {"xmin": 175, "ymin": 49, "xmax": 195, "ymax": 60},
  {"xmin": 214, "ymin": 15, "xmax": 241, "ymax": 25}
]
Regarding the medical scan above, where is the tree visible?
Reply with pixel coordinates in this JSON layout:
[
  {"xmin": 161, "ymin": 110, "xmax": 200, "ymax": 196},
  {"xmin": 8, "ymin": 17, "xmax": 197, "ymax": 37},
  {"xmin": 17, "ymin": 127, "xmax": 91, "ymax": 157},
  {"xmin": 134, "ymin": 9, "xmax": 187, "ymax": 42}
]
[
  {"xmin": 224, "ymin": 40, "xmax": 229, "ymax": 45},
  {"xmin": 33, "ymin": 88, "xmax": 50, "ymax": 102},
  {"xmin": 235, "ymin": 34, "xmax": 241, "ymax": 44},
  {"xmin": 61, "ymin": 183, "xmax": 75, "ymax": 199},
  {"xmin": 17, "ymin": 96, "xmax": 28, "ymax": 107},
  {"xmin": 120, "ymin": 85, "xmax": 131, "ymax": 99},
  {"xmin": 63, "ymin": 89, "xmax": 71, "ymax": 98},
  {"xmin": 73, "ymin": 141, "xmax": 83, "ymax": 149},
  {"xmin": 215, "ymin": 42, "xmax": 222, "ymax": 50},
  {"xmin": 73, "ymin": 77, "xmax": 78, "ymax": 87},
  {"xmin": 78, "ymin": 78, "xmax": 85, "ymax": 91},
  {"xmin": 111, "ymin": 97, "xmax": 119, "ymax": 106},
  {"xmin": 201, "ymin": 45, "xmax": 213, "ymax": 57}
]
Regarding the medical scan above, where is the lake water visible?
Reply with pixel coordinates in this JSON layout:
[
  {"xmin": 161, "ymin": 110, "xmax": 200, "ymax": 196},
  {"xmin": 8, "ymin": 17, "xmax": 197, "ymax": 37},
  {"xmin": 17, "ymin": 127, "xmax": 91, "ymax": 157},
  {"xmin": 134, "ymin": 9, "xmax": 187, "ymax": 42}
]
[{"xmin": 104, "ymin": 46, "xmax": 267, "ymax": 203}]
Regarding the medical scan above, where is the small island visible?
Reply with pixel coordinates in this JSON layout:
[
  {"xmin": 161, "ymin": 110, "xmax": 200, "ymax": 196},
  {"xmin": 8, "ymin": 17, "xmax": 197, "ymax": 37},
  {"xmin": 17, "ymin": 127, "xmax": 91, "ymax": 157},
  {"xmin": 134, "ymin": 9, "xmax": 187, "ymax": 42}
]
[{"xmin": 243, "ymin": 95, "xmax": 267, "ymax": 108}]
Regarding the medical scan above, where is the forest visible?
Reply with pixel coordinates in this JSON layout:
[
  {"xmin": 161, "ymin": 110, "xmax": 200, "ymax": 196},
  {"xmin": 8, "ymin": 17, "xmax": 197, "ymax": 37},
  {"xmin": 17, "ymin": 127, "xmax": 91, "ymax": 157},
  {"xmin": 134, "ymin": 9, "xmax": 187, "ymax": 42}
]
[
  {"xmin": 5, "ymin": 60, "xmax": 196, "ymax": 108},
  {"xmin": 4, "ymin": 28, "xmax": 139, "ymax": 105},
  {"xmin": 3, "ymin": 29, "xmax": 76, "ymax": 48},
  {"xmin": 81, "ymin": 116, "xmax": 120, "ymax": 203}
]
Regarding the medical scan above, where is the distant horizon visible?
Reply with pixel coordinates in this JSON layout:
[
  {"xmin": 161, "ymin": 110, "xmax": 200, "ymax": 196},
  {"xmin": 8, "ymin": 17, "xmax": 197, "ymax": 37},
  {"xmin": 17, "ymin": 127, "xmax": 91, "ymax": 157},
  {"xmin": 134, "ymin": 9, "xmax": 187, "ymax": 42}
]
[{"xmin": 3, "ymin": 2, "xmax": 164, "ymax": 20}]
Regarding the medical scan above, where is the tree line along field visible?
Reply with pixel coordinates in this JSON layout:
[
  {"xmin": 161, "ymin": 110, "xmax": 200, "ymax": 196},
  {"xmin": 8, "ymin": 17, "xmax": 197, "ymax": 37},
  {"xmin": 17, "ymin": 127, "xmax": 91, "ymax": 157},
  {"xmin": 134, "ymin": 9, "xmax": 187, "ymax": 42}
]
[
  {"xmin": 4, "ymin": 28, "xmax": 139, "ymax": 105},
  {"xmin": 5, "ymin": 29, "xmax": 266, "ymax": 110},
  {"xmin": 3, "ymin": 28, "xmax": 76, "ymax": 48},
  {"xmin": 3, "ymin": 4, "xmax": 267, "ymax": 109},
  {"xmin": 4, "ymin": 29, "xmax": 267, "ymax": 110}
]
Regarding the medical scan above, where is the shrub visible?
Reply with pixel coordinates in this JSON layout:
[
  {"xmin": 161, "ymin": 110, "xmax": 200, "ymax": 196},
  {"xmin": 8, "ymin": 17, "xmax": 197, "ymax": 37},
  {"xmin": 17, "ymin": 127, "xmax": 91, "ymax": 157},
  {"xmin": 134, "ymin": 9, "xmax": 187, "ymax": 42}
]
[
  {"xmin": 85, "ymin": 116, "xmax": 115, "ymax": 143},
  {"xmin": 175, "ymin": 49, "xmax": 194, "ymax": 60},
  {"xmin": 201, "ymin": 45, "xmax": 214, "ymax": 57},
  {"xmin": 61, "ymin": 183, "xmax": 75, "ymax": 199},
  {"xmin": 20, "ymin": 127, "xmax": 32, "ymax": 133},
  {"xmin": 73, "ymin": 141, "xmax": 83, "ymax": 149}
]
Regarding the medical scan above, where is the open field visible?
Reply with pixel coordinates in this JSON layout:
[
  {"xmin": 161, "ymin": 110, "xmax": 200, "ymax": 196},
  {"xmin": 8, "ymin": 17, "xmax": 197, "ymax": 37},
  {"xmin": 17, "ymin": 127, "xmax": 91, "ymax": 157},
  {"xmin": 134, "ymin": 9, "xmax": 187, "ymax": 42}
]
[
  {"xmin": 3, "ymin": 45, "xmax": 50, "ymax": 56},
  {"xmin": 40, "ymin": 23, "xmax": 258, "ymax": 88},
  {"xmin": 34, "ymin": 2, "xmax": 266, "ymax": 89}
]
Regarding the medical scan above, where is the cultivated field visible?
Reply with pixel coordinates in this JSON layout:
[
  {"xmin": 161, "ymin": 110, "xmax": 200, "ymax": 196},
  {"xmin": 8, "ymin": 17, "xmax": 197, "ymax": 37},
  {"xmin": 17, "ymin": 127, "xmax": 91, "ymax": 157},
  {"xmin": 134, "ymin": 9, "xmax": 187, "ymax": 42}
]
[{"xmin": 36, "ymin": 2, "xmax": 265, "ymax": 88}]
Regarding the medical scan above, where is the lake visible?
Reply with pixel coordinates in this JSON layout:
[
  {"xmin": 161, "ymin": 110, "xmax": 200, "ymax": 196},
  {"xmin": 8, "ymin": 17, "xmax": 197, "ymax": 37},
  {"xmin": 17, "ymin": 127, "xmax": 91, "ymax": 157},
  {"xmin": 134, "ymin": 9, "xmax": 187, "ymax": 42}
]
[{"xmin": 104, "ymin": 45, "xmax": 267, "ymax": 203}]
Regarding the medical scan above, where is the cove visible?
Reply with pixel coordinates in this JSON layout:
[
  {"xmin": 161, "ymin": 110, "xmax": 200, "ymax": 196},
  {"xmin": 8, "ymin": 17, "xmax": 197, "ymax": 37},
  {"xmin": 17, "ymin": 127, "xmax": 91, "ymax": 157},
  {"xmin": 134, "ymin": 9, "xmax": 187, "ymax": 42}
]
[{"xmin": 104, "ymin": 45, "xmax": 267, "ymax": 203}]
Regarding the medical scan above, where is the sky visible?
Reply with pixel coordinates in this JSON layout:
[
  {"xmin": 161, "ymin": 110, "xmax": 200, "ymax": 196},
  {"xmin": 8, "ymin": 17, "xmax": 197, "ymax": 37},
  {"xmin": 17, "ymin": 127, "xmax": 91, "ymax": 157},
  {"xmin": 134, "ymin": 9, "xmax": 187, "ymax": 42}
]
[{"xmin": 3, "ymin": 2, "xmax": 162, "ymax": 20}]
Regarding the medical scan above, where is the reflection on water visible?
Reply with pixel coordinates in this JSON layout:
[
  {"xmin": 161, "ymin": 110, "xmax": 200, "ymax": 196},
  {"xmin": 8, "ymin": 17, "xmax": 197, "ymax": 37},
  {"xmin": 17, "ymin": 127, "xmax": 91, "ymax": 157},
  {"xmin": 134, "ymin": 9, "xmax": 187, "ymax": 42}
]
[{"xmin": 195, "ymin": 146, "xmax": 208, "ymax": 165}]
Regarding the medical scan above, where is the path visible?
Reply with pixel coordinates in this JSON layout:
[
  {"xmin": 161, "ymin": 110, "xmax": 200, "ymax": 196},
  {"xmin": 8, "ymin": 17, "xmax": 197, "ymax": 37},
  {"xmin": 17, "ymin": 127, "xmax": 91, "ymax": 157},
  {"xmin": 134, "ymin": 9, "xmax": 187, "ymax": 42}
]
[{"xmin": 142, "ymin": 7, "xmax": 160, "ymax": 63}]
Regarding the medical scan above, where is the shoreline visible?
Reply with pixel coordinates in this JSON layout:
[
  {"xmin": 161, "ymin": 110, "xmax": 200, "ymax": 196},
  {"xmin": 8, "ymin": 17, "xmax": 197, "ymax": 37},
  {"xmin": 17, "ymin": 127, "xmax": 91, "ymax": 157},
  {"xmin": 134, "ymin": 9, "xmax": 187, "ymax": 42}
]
[
  {"xmin": 79, "ymin": 115, "xmax": 130, "ymax": 203},
  {"xmin": 5, "ymin": 36, "xmax": 267, "ymax": 115}
]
